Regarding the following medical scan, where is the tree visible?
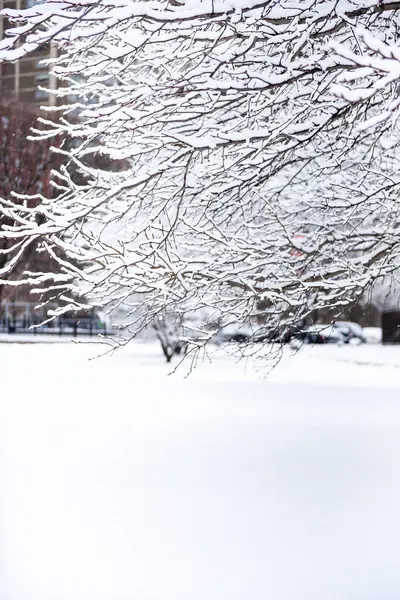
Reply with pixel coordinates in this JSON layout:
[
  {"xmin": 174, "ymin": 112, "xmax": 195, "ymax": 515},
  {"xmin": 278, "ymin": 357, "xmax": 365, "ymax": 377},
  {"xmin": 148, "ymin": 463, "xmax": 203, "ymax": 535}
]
[
  {"xmin": 0, "ymin": 0, "xmax": 400, "ymax": 351},
  {"xmin": 153, "ymin": 313, "xmax": 186, "ymax": 363},
  {"xmin": 0, "ymin": 104, "xmax": 63, "ymax": 304}
]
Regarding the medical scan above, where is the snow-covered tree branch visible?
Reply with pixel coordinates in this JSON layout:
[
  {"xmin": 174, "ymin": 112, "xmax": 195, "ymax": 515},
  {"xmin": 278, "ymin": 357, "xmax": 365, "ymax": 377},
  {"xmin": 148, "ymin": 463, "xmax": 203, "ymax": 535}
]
[{"xmin": 0, "ymin": 0, "xmax": 400, "ymax": 348}]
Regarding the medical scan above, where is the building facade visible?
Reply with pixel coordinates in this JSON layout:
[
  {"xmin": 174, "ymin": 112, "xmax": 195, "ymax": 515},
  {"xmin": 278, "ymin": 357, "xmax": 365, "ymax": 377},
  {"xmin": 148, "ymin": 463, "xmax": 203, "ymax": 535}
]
[{"xmin": 0, "ymin": 0, "xmax": 56, "ymax": 109}]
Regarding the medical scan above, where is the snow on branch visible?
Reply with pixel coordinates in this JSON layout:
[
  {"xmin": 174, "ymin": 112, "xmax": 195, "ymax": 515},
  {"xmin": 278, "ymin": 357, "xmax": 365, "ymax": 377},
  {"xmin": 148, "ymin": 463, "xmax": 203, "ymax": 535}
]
[
  {"xmin": 332, "ymin": 27, "xmax": 400, "ymax": 128},
  {"xmin": 0, "ymin": 0, "xmax": 400, "ymax": 349}
]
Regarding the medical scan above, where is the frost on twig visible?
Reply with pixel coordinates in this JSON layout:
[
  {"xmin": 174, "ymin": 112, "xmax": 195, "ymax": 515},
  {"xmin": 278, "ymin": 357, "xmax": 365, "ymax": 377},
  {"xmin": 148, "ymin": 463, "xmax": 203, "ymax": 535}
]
[{"xmin": 0, "ymin": 0, "xmax": 400, "ymax": 355}]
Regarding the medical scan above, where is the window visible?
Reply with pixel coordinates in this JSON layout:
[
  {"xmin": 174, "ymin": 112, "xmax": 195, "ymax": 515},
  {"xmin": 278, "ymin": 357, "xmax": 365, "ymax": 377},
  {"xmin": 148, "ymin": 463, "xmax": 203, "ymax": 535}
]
[
  {"xmin": 34, "ymin": 71, "xmax": 48, "ymax": 99},
  {"xmin": 26, "ymin": 0, "xmax": 45, "ymax": 7}
]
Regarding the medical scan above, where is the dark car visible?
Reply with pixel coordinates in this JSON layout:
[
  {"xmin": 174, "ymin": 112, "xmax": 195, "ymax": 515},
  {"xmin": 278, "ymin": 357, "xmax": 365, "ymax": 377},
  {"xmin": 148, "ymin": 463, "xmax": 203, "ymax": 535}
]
[
  {"xmin": 217, "ymin": 322, "xmax": 303, "ymax": 345},
  {"xmin": 295, "ymin": 324, "xmax": 346, "ymax": 345}
]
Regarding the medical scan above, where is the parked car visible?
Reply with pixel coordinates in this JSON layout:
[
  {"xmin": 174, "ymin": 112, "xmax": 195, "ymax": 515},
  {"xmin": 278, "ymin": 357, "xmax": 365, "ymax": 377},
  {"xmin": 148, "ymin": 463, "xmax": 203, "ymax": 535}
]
[
  {"xmin": 252, "ymin": 325, "xmax": 295, "ymax": 344},
  {"xmin": 295, "ymin": 324, "xmax": 347, "ymax": 345},
  {"xmin": 216, "ymin": 322, "xmax": 304, "ymax": 345},
  {"xmin": 215, "ymin": 325, "xmax": 251, "ymax": 344},
  {"xmin": 332, "ymin": 321, "xmax": 366, "ymax": 344}
]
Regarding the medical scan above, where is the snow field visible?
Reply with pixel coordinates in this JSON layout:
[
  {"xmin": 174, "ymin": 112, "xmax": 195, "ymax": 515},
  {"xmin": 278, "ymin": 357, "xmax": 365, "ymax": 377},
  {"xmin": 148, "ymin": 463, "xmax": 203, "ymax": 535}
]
[{"xmin": 1, "ymin": 342, "xmax": 400, "ymax": 600}]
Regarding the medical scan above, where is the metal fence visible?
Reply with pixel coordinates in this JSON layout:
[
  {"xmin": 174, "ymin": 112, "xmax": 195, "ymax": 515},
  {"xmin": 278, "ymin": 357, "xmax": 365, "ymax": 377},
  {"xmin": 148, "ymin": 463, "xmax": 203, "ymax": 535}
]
[{"xmin": 0, "ymin": 302, "xmax": 108, "ymax": 336}]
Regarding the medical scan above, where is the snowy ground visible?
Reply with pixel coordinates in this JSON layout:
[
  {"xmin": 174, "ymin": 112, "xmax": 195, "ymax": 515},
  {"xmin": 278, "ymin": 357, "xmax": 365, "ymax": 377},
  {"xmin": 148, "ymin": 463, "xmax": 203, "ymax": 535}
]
[{"xmin": 2, "ymin": 341, "xmax": 400, "ymax": 600}]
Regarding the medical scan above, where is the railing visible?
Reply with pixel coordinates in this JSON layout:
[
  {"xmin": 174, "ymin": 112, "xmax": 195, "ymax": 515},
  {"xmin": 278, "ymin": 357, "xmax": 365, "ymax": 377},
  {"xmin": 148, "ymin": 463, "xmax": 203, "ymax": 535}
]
[{"xmin": 0, "ymin": 302, "xmax": 108, "ymax": 336}]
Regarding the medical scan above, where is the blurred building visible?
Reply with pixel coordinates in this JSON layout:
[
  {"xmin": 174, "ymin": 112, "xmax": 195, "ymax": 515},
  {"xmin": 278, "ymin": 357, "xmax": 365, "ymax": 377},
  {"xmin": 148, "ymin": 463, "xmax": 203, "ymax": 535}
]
[
  {"xmin": 0, "ymin": 0, "xmax": 57, "ymax": 109},
  {"xmin": 0, "ymin": 0, "xmax": 63, "ymax": 305}
]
